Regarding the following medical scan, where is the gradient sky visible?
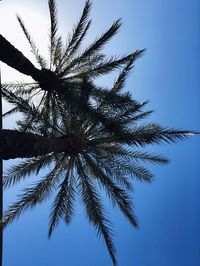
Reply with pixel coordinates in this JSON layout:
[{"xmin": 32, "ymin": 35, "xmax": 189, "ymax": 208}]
[{"xmin": 0, "ymin": 1, "xmax": 200, "ymax": 266}]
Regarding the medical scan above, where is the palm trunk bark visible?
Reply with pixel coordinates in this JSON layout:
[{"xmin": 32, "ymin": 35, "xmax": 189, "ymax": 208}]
[{"xmin": 0, "ymin": 129, "xmax": 84, "ymax": 160}]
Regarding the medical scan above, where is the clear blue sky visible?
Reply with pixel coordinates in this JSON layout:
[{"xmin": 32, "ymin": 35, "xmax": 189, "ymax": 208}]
[{"xmin": 1, "ymin": 0, "xmax": 200, "ymax": 265}]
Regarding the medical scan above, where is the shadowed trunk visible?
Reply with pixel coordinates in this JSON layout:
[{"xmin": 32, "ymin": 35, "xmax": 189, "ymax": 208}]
[
  {"xmin": 0, "ymin": 35, "xmax": 119, "ymax": 133},
  {"xmin": 0, "ymin": 130, "xmax": 84, "ymax": 160},
  {"xmin": 0, "ymin": 34, "xmax": 41, "ymax": 80},
  {"xmin": 0, "ymin": 34, "xmax": 69, "ymax": 94},
  {"xmin": 0, "ymin": 34, "xmax": 59, "ymax": 90}
]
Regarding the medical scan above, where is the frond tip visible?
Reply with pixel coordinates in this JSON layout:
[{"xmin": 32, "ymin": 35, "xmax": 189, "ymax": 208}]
[{"xmin": 77, "ymin": 160, "xmax": 117, "ymax": 265}]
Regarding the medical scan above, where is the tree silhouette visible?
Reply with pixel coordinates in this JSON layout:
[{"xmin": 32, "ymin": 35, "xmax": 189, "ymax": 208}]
[
  {"xmin": 2, "ymin": 80, "xmax": 196, "ymax": 265},
  {"xmin": 1, "ymin": 0, "xmax": 144, "ymax": 134},
  {"xmin": 0, "ymin": 1, "xmax": 198, "ymax": 266}
]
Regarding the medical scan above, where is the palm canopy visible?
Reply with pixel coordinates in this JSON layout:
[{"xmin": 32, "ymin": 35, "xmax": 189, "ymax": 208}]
[
  {"xmin": 1, "ymin": 1, "xmax": 197, "ymax": 265},
  {"xmin": 2, "ymin": 0, "xmax": 144, "ymax": 135},
  {"xmin": 2, "ymin": 83, "xmax": 195, "ymax": 265}
]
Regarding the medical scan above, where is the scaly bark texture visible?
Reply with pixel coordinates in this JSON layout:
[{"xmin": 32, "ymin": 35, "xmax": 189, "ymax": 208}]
[{"xmin": 0, "ymin": 130, "xmax": 84, "ymax": 160}]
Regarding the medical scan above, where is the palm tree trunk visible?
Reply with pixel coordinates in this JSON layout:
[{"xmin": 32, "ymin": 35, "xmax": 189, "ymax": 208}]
[
  {"xmin": 0, "ymin": 129, "xmax": 84, "ymax": 160},
  {"xmin": 0, "ymin": 34, "xmax": 41, "ymax": 81},
  {"xmin": 0, "ymin": 69, "xmax": 3, "ymax": 266},
  {"xmin": 0, "ymin": 34, "xmax": 62, "ymax": 92}
]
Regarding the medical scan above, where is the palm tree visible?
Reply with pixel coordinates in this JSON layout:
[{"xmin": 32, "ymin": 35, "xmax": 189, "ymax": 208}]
[
  {"xmin": 1, "ymin": 0, "xmax": 145, "ymax": 134},
  {"xmin": 0, "ymin": 34, "xmax": 41, "ymax": 79},
  {"xmin": 1, "ymin": 84, "xmax": 196, "ymax": 265},
  {"xmin": 0, "ymin": 4, "xmax": 145, "ymax": 263},
  {"xmin": 0, "ymin": 4, "xmax": 144, "ymax": 262},
  {"xmin": 0, "ymin": 1, "xmax": 198, "ymax": 265}
]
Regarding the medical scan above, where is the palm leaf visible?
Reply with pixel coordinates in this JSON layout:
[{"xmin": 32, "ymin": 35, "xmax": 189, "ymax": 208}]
[
  {"xmin": 53, "ymin": 36, "xmax": 63, "ymax": 69},
  {"xmin": 122, "ymin": 124, "xmax": 197, "ymax": 146},
  {"xmin": 113, "ymin": 53, "xmax": 142, "ymax": 92},
  {"xmin": 59, "ymin": 0, "xmax": 92, "ymax": 69},
  {"xmin": 3, "ymin": 154, "xmax": 53, "ymax": 188},
  {"xmin": 3, "ymin": 156, "xmax": 65, "ymax": 228},
  {"xmin": 48, "ymin": 0, "xmax": 59, "ymax": 69},
  {"xmin": 17, "ymin": 14, "xmax": 47, "ymax": 68},
  {"xmin": 65, "ymin": 50, "xmax": 144, "ymax": 80},
  {"xmin": 83, "ymin": 154, "xmax": 138, "ymax": 227},
  {"xmin": 60, "ymin": 19, "xmax": 121, "ymax": 76},
  {"xmin": 48, "ymin": 158, "xmax": 75, "ymax": 236},
  {"xmin": 77, "ymin": 158, "xmax": 117, "ymax": 266},
  {"xmin": 88, "ymin": 123, "xmax": 196, "ymax": 147}
]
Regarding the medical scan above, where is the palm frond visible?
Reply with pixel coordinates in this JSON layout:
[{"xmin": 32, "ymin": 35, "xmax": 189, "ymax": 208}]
[
  {"xmin": 2, "ymin": 83, "xmax": 40, "ymax": 101},
  {"xmin": 126, "ymin": 110, "xmax": 153, "ymax": 124},
  {"xmin": 60, "ymin": 19, "xmax": 121, "ymax": 76},
  {"xmin": 3, "ymin": 154, "xmax": 53, "ymax": 188},
  {"xmin": 77, "ymin": 158, "xmax": 117, "ymax": 266},
  {"xmin": 83, "ymin": 154, "xmax": 138, "ymax": 227},
  {"xmin": 17, "ymin": 14, "xmax": 47, "ymax": 68},
  {"xmin": 113, "ymin": 53, "xmax": 140, "ymax": 92},
  {"xmin": 64, "ymin": 21, "xmax": 91, "ymax": 67},
  {"xmin": 103, "ymin": 145, "xmax": 169, "ymax": 165},
  {"xmin": 81, "ymin": 18, "xmax": 121, "ymax": 56},
  {"xmin": 94, "ymin": 161, "xmax": 133, "ymax": 191},
  {"xmin": 48, "ymin": 158, "xmax": 75, "ymax": 236},
  {"xmin": 3, "ymin": 156, "xmax": 65, "ymax": 228},
  {"xmin": 2, "ymin": 87, "xmax": 62, "ymax": 135},
  {"xmin": 65, "ymin": 50, "xmax": 145, "ymax": 80},
  {"xmin": 3, "ymin": 106, "xmax": 19, "ymax": 118},
  {"xmin": 114, "ymin": 160, "xmax": 154, "ymax": 182},
  {"xmin": 59, "ymin": 0, "xmax": 92, "ymax": 69},
  {"xmin": 53, "ymin": 36, "xmax": 63, "ymax": 69},
  {"xmin": 88, "ymin": 123, "xmax": 197, "ymax": 147},
  {"xmin": 128, "ymin": 150, "xmax": 169, "ymax": 165},
  {"xmin": 121, "ymin": 124, "xmax": 198, "ymax": 146},
  {"xmin": 48, "ymin": 0, "xmax": 59, "ymax": 68}
]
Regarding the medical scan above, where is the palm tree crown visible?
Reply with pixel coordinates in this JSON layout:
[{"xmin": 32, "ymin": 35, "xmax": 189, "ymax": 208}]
[
  {"xmin": 2, "ymin": 82, "xmax": 195, "ymax": 265},
  {"xmin": 2, "ymin": 0, "xmax": 144, "ymax": 135},
  {"xmin": 1, "ymin": 1, "xmax": 197, "ymax": 265}
]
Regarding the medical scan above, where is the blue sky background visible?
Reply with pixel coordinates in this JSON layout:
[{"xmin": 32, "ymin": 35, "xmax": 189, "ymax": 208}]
[{"xmin": 1, "ymin": 0, "xmax": 200, "ymax": 265}]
